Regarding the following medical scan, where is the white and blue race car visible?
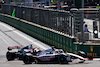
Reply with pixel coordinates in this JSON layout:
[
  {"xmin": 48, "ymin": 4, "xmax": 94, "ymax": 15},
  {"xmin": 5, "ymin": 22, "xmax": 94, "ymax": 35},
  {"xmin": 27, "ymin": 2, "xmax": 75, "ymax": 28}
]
[{"xmin": 23, "ymin": 47, "xmax": 86, "ymax": 64}]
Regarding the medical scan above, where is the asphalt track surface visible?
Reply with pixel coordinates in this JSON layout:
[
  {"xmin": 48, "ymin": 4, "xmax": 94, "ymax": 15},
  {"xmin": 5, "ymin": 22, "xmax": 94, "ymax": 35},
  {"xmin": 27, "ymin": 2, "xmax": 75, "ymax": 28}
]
[{"xmin": 0, "ymin": 21, "xmax": 100, "ymax": 67}]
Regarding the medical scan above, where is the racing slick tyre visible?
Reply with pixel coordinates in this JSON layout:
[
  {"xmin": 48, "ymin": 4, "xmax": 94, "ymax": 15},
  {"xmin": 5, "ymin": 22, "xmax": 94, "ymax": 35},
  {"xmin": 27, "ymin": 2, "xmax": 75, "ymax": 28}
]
[
  {"xmin": 58, "ymin": 55, "xmax": 68, "ymax": 64},
  {"xmin": 23, "ymin": 55, "xmax": 32, "ymax": 64},
  {"xmin": 6, "ymin": 52, "xmax": 16, "ymax": 61}
]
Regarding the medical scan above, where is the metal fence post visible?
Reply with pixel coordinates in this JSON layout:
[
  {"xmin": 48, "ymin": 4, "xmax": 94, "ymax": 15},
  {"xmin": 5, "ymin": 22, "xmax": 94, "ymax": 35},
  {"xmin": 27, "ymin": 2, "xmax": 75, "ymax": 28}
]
[
  {"xmin": 70, "ymin": 14, "xmax": 73, "ymax": 36},
  {"xmin": 81, "ymin": 10, "xmax": 84, "ymax": 44}
]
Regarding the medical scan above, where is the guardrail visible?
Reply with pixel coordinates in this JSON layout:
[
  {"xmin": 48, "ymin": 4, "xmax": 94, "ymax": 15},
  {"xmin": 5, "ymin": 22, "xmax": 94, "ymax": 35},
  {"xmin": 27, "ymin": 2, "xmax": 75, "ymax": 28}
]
[{"xmin": 0, "ymin": 14, "xmax": 75, "ymax": 52}]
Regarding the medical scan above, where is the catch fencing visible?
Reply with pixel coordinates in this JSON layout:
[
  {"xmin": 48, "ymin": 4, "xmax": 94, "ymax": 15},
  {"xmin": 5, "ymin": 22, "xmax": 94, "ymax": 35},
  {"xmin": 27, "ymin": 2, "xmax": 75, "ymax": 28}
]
[{"xmin": 2, "ymin": 4, "xmax": 72, "ymax": 35}]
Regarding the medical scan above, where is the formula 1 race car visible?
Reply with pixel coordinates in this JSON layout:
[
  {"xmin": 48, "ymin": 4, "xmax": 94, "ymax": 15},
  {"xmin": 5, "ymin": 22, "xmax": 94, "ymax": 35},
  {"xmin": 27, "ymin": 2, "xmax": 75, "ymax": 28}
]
[
  {"xmin": 6, "ymin": 45, "xmax": 41, "ymax": 61},
  {"xmin": 23, "ymin": 48, "xmax": 71, "ymax": 64},
  {"xmin": 22, "ymin": 47, "xmax": 86, "ymax": 64}
]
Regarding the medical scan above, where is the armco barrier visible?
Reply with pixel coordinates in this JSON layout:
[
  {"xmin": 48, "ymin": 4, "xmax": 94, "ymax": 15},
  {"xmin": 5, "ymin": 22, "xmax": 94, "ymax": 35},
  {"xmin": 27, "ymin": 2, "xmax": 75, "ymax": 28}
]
[{"xmin": 0, "ymin": 14, "xmax": 100, "ymax": 57}]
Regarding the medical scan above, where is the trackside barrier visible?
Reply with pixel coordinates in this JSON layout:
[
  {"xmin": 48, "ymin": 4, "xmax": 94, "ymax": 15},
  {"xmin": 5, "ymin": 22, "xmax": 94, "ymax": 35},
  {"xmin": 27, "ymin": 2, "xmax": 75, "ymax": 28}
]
[
  {"xmin": 2, "ymin": 4, "xmax": 71, "ymax": 35},
  {"xmin": 0, "ymin": 14, "xmax": 100, "ymax": 57}
]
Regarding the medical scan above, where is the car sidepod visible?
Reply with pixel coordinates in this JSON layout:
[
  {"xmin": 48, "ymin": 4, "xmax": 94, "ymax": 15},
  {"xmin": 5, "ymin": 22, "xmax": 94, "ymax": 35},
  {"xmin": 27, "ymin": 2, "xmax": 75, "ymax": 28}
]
[{"xmin": 37, "ymin": 54, "xmax": 56, "ymax": 62}]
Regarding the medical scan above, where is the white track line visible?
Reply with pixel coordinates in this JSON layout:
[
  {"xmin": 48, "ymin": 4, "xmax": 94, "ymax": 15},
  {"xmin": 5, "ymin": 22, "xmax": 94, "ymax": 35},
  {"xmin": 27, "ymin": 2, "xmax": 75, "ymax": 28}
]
[
  {"xmin": 0, "ymin": 22, "xmax": 47, "ymax": 50},
  {"xmin": 0, "ymin": 37, "xmax": 11, "ymax": 46}
]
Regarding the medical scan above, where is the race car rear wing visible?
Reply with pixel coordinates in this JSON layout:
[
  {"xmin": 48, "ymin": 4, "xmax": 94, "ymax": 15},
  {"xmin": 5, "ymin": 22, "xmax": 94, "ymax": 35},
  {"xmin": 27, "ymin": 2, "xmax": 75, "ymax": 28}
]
[{"xmin": 8, "ymin": 45, "xmax": 23, "ymax": 50}]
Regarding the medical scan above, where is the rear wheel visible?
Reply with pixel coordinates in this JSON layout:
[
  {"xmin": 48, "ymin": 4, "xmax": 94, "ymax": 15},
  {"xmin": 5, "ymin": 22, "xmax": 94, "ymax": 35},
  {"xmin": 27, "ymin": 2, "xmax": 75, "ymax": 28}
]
[
  {"xmin": 23, "ymin": 55, "xmax": 32, "ymax": 64},
  {"xmin": 58, "ymin": 55, "xmax": 68, "ymax": 64},
  {"xmin": 6, "ymin": 52, "xmax": 16, "ymax": 61}
]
